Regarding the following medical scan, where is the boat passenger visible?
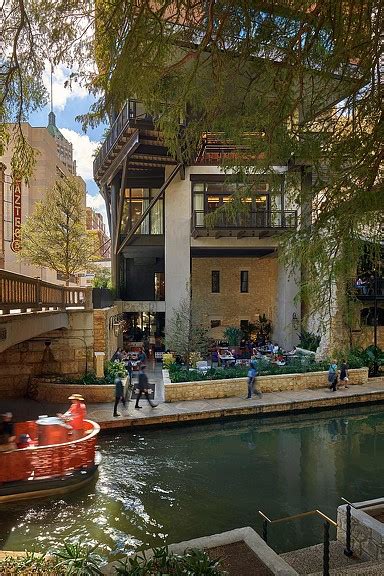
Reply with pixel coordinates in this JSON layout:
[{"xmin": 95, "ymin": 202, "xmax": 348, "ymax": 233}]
[
  {"xmin": 58, "ymin": 394, "xmax": 86, "ymax": 440},
  {"xmin": 0, "ymin": 412, "xmax": 16, "ymax": 452},
  {"xmin": 17, "ymin": 433, "xmax": 34, "ymax": 449}
]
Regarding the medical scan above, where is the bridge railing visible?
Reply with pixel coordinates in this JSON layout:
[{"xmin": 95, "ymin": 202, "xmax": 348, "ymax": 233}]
[{"xmin": 0, "ymin": 269, "xmax": 92, "ymax": 314}]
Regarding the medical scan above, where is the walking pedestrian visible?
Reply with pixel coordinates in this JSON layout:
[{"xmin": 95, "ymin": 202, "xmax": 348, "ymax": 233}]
[
  {"xmin": 339, "ymin": 359, "xmax": 349, "ymax": 389},
  {"xmin": 328, "ymin": 360, "xmax": 338, "ymax": 392},
  {"xmin": 113, "ymin": 373, "xmax": 126, "ymax": 417},
  {"xmin": 247, "ymin": 358, "xmax": 262, "ymax": 398},
  {"xmin": 135, "ymin": 365, "xmax": 157, "ymax": 409},
  {"xmin": 138, "ymin": 348, "xmax": 146, "ymax": 367},
  {"xmin": 124, "ymin": 358, "xmax": 134, "ymax": 402}
]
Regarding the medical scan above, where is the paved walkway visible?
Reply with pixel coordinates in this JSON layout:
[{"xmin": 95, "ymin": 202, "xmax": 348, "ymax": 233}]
[{"xmin": 2, "ymin": 378, "xmax": 384, "ymax": 431}]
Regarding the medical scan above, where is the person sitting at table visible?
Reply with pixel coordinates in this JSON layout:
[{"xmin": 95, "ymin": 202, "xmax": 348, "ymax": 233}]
[
  {"xmin": 58, "ymin": 394, "xmax": 86, "ymax": 440},
  {"xmin": 0, "ymin": 412, "xmax": 16, "ymax": 452}
]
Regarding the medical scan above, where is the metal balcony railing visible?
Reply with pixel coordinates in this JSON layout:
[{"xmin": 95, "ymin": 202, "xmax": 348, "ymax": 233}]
[
  {"xmin": 191, "ymin": 209, "xmax": 297, "ymax": 232},
  {"xmin": 93, "ymin": 100, "xmax": 152, "ymax": 175}
]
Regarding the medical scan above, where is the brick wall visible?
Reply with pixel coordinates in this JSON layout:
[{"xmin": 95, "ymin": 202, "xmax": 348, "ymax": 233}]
[{"xmin": 191, "ymin": 256, "xmax": 278, "ymax": 336}]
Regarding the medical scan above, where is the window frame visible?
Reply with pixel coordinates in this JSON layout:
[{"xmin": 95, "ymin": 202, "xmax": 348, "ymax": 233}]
[
  {"xmin": 211, "ymin": 270, "xmax": 220, "ymax": 293},
  {"xmin": 240, "ymin": 270, "xmax": 249, "ymax": 293}
]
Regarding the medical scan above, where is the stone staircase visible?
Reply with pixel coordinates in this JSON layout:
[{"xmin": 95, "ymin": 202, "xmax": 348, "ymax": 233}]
[{"xmin": 280, "ymin": 541, "xmax": 384, "ymax": 575}]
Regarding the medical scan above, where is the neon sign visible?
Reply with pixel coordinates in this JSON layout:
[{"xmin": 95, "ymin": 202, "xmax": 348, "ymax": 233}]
[{"xmin": 10, "ymin": 179, "xmax": 22, "ymax": 252}]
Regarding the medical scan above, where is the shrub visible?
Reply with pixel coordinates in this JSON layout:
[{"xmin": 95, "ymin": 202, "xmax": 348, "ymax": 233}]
[
  {"xmin": 104, "ymin": 360, "xmax": 127, "ymax": 383},
  {"xmin": 298, "ymin": 330, "xmax": 321, "ymax": 352},
  {"xmin": 223, "ymin": 326, "xmax": 243, "ymax": 346},
  {"xmin": 115, "ymin": 546, "xmax": 224, "ymax": 575}
]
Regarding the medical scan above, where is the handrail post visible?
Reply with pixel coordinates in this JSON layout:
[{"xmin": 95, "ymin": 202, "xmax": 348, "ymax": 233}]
[
  {"xmin": 262, "ymin": 519, "xmax": 268, "ymax": 543},
  {"xmin": 344, "ymin": 504, "xmax": 353, "ymax": 557},
  {"xmin": 323, "ymin": 522, "xmax": 330, "ymax": 576},
  {"xmin": 36, "ymin": 277, "xmax": 41, "ymax": 309}
]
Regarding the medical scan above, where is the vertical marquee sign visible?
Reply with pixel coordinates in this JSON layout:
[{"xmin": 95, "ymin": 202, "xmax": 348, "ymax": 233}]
[{"xmin": 10, "ymin": 179, "xmax": 22, "ymax": 252}]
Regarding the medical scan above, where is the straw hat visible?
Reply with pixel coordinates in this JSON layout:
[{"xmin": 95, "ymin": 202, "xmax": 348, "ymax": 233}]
[{"xmin": 68, "ymin": 394, "xmax": 84, "ymax": 401}]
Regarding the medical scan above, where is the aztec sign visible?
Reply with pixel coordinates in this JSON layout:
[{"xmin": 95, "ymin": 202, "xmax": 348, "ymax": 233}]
[{"xmin": 10, "ymin": 179, "xmax": 22, "ymax": 252}]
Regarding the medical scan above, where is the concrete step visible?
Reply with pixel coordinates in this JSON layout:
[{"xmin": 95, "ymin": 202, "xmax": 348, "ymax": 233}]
[
  {"xmin": 309, "ymin": 560, "xmax": 384, "ymax": 575},
  {"xmin": 280, "ymin": 541, "xmax": 363, "ymax": 575}
]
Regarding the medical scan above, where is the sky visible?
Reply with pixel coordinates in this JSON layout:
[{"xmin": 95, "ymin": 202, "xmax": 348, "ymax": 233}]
[{"xmin": 28, "ymin": 64, "xmax": 109, "ymax": 233}]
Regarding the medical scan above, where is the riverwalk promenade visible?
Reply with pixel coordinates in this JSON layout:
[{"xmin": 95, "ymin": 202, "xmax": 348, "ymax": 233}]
[{"xmin": 2, "ymin": 377, "xmax": 384, "ymax": 431}]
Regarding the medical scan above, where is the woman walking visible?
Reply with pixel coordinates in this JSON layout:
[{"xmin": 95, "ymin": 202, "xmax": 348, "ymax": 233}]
[{"xmin": 328, "ymin": 360, "xmax": 338, "ymax": 392}]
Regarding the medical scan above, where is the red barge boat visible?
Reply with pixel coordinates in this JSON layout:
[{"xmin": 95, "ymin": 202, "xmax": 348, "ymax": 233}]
[{"xmin": 0, "ymin": 418, "xmax": 100, "ymax": 503}]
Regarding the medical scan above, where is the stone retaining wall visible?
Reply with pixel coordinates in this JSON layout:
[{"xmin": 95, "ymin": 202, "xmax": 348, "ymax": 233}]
[
  {"xmin": 337, "ymin": 499, "xmax": 384, "ymax": 561},
  {"xmin": 35, "ymin": 378, "xmax": 115, "ymax": 403},
  {"xmin": 164, "ymin": 368, "xmax": 368, "ymax": 402}
]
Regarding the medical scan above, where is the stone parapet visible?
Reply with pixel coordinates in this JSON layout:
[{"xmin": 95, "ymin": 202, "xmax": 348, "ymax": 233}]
[
  {"xmin": 337, "ymin": 499, "xmax": 384, "ymax": 561},
  {"xmin": 35, "ymin": 378, "xmax": 115, "ymax": 403},
  {"xmin": 164, "ymin": 368, "xmax": 368, "ymax": 402}
]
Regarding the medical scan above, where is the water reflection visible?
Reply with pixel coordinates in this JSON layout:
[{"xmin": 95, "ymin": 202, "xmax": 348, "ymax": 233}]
[{"xmin": 0, "ymin": 405, "xmax": 383, "ymax": 558}]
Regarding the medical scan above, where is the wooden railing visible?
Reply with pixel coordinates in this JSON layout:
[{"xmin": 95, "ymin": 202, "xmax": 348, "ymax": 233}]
[
  {"xmin": 0, "ymin": 269, "xmax": 92, "ymax": 314},
  {"xmin": 0, "ymin": 420, "xmax": 99, "ymax": 483}
]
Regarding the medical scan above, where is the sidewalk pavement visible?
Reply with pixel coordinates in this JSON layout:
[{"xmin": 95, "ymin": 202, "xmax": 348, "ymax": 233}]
[{"xmin": 1, "ymin": 378, "xmax": 384, "ymax": 431}]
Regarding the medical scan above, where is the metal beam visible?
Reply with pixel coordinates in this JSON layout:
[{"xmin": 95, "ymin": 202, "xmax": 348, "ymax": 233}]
[
  {"xmin": 114, "ymin": 156, "xmax": 129, "ymax": 255},
  {"xmin": 117, "ymin": 163, "xmax": 182, "ymax": 255}
]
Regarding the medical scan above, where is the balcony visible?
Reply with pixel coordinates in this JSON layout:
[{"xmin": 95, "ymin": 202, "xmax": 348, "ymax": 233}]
[
  {"xmin": 93, "ymin": 100, "xmax": 175, "ymax": 185},
  {"xmin": 350, "ymin": 277, "xmax": 384, "ymax": 302},
  {"xmin": 191, "ymin": 210, "xmax": 297, "ymax": 238}
]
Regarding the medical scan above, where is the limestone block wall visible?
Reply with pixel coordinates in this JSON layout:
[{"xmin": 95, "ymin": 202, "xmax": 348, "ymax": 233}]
[
  {"xmin": 35, "ymin": 378, "xmax": 115, "ymax": 403},
  {"xmin": 337, "ymin": 501, "xmax": 384, "ymax": 561},
  {"xmin": 164, "ymin": 368, "xmax": 368, "ymax": 402},
  {"xmin": 0, "ymin": 310, "xmax": 94, "ymax": 399},
  {"xmin": 191, "ymin": 256, "xmax": 278, "ymax": 337},
  {"xmin": 93, "ymin": 306, "xmax": 119, "ymax": 360}
]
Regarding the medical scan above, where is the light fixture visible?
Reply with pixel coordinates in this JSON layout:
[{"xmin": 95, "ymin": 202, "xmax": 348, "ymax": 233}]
[{"xmin": 292, "ymin": 312, "xmax": 300, "ymax": 330}]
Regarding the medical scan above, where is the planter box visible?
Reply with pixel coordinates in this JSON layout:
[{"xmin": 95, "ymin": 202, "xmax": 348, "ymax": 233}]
[
  {"xmin": 35, "ymin": 378, "xmax": 115, "ymax": 403},
  {"xmin": 164, "ymin": 368, "xmax": 368, "ymax": 402}
]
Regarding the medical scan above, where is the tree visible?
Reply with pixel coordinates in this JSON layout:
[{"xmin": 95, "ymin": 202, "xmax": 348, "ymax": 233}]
[
  {"xmin": 92, "ymin": 266, "xmax": 112, "ymax": 289},
  {"xmin": 166, "ymin": 292, "xmax": 210, "ymax": 364},
  {"xmin": 89, "ymin": 1, "xmax": 383, "ymax": 330},
  {"xmin": 2, "ymin": 1, "xmax": 383, "ymax": 325},
  {"xmin": 19, "ymin": 175, "xmax": 95, "ymax": 283}
]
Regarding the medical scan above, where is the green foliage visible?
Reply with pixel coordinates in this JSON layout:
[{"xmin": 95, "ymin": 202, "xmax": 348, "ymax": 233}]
[
  {"xmin": 19, "ymin": 176, "xmax": 95, "ymax": 282},
  {"xmin": 256, "ymin": 315, "xmax": 272, "ymax": 341},
  {"xmin": 52, "ymin": 542, "xmax": 103, "ymax": 575},
  {"xmin": 115, "ymin": 546, "xmax": 224, "ymax": 575},
  {"xmin": 298, "ymin": 330, "xmax": 321, "ymax": 352},
  {"xmin": 344, "ymin": 346, "xmax": 384, "ymax": 372},
  {"xmin": 166, "ymin": 291, "xmax": 211, "ymax": 364},
  {"xmin": 0, "ymin": 543, "xmax": 103, "ymax": 575},
  {"xmin": 104, "ymin": 360, "xmax": 127, "ymax": 382},
  {"xmin": 92, "ymin": 267, "xmax": 112, "ymax": 289},
  {"xmin": 0, "ymin": 551, "xmax": 60, "ymax": 575},
  {"xmin": 169, "ymin": 356, "xmax": 334, "ymax": 383},
  {"xmin": 223, "ymin": 326, "xmax": 243, "ymax": 346}
]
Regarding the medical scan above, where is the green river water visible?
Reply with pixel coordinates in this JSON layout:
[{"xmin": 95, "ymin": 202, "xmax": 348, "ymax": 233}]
[{"xmin": 0, "ymin": 405, "xmax": 383, "ymax": 560}]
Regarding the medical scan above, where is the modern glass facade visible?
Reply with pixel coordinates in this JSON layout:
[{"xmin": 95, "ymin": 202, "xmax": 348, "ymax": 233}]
[{"xmin": 121, "ymin": 188, "xmax": 164, "ymax": 235}]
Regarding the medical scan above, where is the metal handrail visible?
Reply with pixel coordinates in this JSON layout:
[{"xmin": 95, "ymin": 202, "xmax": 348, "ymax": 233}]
[
  {"xmin": 258, "ymin": 508, "xmax": 337, "ymax": 576},
  {"xmin": 258, "ymin": 508, "xmax": 337, "ymax": 528}
]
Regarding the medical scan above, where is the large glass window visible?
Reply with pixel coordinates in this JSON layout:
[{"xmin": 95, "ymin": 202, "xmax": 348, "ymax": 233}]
[
  {"xmin": 121, "ymin": 188, "xmax": 163, "ymax": 235},
  {"xmin": 192, "ymin": 180, "xmax": 284, "ymax": 223}
]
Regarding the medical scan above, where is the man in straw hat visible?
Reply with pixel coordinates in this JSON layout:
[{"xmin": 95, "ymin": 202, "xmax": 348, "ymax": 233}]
[{"xmin": 58, "ymin": 394, "xmax": 86, "ymax": 439}]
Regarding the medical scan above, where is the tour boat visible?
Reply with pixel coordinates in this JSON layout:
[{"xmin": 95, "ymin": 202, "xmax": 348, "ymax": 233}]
[{"xmin": 0, "ymin": 418, "xmax": 100, "ymax": 503}]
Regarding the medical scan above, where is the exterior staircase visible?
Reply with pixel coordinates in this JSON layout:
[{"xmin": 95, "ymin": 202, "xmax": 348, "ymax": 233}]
[{"xmin": 280, "ymin": 541, "xmax": 384, "ymax": 575}]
